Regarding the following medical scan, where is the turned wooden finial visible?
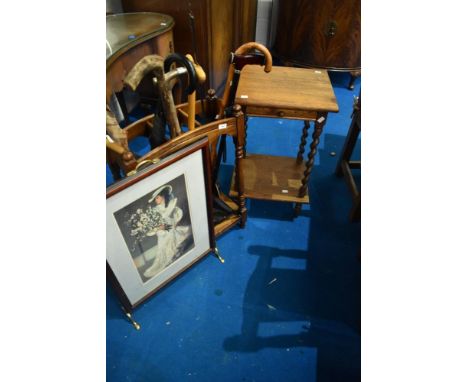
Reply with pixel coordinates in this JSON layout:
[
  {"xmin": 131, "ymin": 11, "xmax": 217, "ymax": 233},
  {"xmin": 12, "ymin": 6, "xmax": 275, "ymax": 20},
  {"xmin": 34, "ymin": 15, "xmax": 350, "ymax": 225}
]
[
  {"xmin": 207, "ymin": 88, "xmax": 216, "ymax": 99},
  {"xmin": 123, "ymin": 151, "xmax": 134, "ymax": 162},
  {"xmin": 232, "ymin": 104, "xmax": 242, "ymax": 116}
]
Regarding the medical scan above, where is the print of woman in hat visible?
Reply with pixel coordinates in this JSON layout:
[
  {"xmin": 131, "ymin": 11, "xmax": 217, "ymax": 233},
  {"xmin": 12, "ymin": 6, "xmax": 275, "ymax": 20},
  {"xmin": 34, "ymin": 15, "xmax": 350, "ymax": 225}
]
[{"xmin": 141, "ymin": 184, "xmax": 191, "ymax": 279}]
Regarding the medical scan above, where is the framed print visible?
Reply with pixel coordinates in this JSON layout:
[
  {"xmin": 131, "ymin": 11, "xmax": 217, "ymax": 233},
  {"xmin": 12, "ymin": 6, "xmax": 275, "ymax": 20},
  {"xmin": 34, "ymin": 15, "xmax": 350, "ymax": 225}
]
[{"xmin": 106, "ymin": 138, "xmax": 215, "ymax": 310}]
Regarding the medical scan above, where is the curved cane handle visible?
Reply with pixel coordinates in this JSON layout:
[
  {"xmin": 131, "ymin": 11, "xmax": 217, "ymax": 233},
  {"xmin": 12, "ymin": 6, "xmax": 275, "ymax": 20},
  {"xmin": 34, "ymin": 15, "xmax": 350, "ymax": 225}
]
[
  {"xmin": 163, "ymin": 53, "xmax": 198, "ymax": 94},
  {"xmin": 234, "ymin": 42, "xmax": 272, "ymax": 73},
  {"xmin": 185, "ymin": 54, "xmax": 206, "ymax": 84},
  {"xmin": 185, "ymin": 54, "xmax": 206, "ymax": 131},
  {"xmin": 124, "ymin": 54, "xmax": 164, "ymax": 91}
]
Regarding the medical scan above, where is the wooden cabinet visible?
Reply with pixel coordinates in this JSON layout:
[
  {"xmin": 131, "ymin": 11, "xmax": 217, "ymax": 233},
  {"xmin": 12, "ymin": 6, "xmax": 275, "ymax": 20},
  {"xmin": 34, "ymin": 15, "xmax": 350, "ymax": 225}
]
[
  {"xmin": 272, "ymin": 0, "xmax": 360, "ymax": 87},
  {"xmin": 122, "ymin": 0, "xmax": 257, "ymax": 95}
]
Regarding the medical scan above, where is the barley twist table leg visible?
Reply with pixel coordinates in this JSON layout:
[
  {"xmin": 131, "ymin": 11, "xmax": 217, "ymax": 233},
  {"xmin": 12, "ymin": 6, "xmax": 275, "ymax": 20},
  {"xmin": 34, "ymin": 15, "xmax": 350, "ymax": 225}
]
[
  {"xmin": 243, "ymin": 115, "xmax": 249, "ymax": 157},
  {"xmin": 233, "ymin": 104, "xmax": 247, "ymax": 226},
  {"xmin": 236, "ymin": 143, "xmax": 247, "ymax": 226},
  {"xmin": 296, "ymin": 120, "xmax": 311, "ymax": 164},
  {"xmin": 294, "ymin": 113, "xmax": 327, "ymax": 216}
]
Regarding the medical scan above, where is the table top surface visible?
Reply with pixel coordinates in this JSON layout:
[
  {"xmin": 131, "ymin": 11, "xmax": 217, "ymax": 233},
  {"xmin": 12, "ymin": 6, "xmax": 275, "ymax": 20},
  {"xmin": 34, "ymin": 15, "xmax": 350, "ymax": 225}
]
[
  {"xmin": 235, "ymin": 65, "xmax": 339, "ymax": 113},
  {"xmin": 106, "ymin": 12, "xmax": 174, "ymax": 60}
]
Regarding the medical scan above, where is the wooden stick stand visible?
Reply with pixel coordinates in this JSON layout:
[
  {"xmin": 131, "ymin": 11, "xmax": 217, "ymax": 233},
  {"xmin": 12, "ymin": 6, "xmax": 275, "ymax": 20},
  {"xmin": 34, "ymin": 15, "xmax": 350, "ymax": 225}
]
[{"xmin": 106, "ymin": 97, "xmax": 247, "ymax": 237}]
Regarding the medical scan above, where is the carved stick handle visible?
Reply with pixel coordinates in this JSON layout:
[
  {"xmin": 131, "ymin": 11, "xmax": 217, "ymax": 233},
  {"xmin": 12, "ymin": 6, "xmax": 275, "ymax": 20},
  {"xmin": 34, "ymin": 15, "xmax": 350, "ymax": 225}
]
[
  {"xmin": 220, "ymin": 42, "xmax": 273, "ymax": 117},
  {"xmin": 185, "ymin": 54, "xmax": 206, "ymax": 83},
  {"xmin": 234, "ymin": 42, "xmax": 273, "ymax": 73},
  {"xmin": 153, "ymin": 64, "xmax": 181, "ymax": 137},
  {"xmin": 123, "ymin": 54, "xmax": 164, "ymax": 91},
  {"xmin": 106, "ymin": 139, "xmax": 126, "ymax": 155},
  {"xmin": 106, "ymin": 108, "xmax": 128, "ymax": 149}
]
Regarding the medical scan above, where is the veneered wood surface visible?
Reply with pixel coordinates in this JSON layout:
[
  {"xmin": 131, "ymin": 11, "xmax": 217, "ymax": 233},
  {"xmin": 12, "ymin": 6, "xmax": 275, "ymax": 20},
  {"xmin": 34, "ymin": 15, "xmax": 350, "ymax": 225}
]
[
  {"xmin": 235, "ymin": 65, "xmax": 339, "ymax": 114},
  {"xmin": 243, "ymin": 106, "xmax": 318, "ymax": 121},
  {"xmin": 272, "ymin": 0, "xmax": 360, "ymax": 71},
  {"xmin": 106, "ymin": 13, "xmax": 174, "ymax": 64},
  {"xmin": 230, "ymin": 154, "xmax": 310, "ymax": 203}
]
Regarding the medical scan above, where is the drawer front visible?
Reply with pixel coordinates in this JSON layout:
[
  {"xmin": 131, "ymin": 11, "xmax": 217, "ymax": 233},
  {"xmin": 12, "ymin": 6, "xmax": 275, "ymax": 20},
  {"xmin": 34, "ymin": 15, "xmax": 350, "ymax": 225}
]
[{"xmin": 245, "ymin": 106, "xmax": 318, "ymax": 121}]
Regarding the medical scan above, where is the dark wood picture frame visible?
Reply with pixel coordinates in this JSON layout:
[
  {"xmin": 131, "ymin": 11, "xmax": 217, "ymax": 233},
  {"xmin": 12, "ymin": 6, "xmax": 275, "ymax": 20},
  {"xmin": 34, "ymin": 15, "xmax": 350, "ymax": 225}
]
[{"xmin": 106, "ymin": 137, "xmax": 215, "ymax": 312}]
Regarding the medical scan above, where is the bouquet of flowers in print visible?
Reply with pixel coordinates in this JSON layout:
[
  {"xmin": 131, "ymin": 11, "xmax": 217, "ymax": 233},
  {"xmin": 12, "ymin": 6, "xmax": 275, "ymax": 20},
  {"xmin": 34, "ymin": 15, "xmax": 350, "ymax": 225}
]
[{"xmin": 125, "ymin": 208, "xmax": 170, "ymax": 251}]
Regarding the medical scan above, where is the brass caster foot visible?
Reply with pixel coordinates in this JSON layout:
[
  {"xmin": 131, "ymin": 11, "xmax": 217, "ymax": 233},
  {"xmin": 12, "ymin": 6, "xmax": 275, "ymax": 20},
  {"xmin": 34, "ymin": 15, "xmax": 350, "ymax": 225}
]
[
  {"xmin": 213, "ymin": 247, "xmax": 225, "ymax": 263},
  {"xmin": 121, "ymin": 307, "xmax": 141, "ymax": 330}
]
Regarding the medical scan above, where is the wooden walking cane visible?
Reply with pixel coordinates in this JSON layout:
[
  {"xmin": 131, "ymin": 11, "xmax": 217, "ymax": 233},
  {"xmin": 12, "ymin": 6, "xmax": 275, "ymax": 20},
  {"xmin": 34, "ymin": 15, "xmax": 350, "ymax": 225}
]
[
  {"xmin": 122, "ymin": 55, "xmax": 167, "ymax": 147},
  {"xmin": 106, "ymin": 106, "xmax": 128, "ymax": 149},
  {"xmin": 185, "ymin": 54, "xmax": 206, "ymax": 131},
  {"xmin": 163, "ymin": 53, "xmax": 198, "ymax": 136},
  {"xmin": 124, "ymin": 54, "xmax": 198, "ymax": 139},
  {"xmin": 219, "ymin": 42, "xmax": 273, "ymax": 118}
]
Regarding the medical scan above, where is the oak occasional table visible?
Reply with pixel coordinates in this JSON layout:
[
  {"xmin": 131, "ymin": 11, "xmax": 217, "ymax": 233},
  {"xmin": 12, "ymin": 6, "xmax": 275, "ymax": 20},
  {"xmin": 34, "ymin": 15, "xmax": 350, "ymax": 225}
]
[{"xmin": 229, "ymin": 65, "xmax": 339, "ymax": 215}]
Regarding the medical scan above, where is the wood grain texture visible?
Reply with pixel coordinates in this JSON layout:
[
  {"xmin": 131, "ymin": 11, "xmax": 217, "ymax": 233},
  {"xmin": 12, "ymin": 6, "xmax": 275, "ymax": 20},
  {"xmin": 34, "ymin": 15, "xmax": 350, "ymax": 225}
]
[
  {"xmin": 214, "ymin": 215, "xmax": 241, "ymax": 237},
  {"xmin": 235, "ymin": 65, "xmax": 339, "ymax": 113},
  {"xmin": 272, "ymin": 0, "xmax": 360, "ymax": 71},
  {"xmin": 230, "ymin": 154, "xmax": 309, "ymax": 203},
  {"xmin": 242, "ymin": 106, "xmax": 317, "ymax": 121},
  {"xmin": 209, "ymin": 0, "xmax": 234, "ymax": 95}
]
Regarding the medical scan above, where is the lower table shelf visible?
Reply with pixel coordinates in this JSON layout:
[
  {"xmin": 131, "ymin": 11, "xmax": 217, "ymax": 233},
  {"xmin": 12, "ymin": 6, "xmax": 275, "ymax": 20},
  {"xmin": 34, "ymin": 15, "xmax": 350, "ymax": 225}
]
[
  {"xmin": 229, "ymin": 154, "xmax": 309, "ymax": 203},
  {"xmin": 213, "ymin": 191, "xmax": 242, "ymax": 237},
  {"xmin": 214, "ymin": 215, "xmax": 241, "ymax": 236}
]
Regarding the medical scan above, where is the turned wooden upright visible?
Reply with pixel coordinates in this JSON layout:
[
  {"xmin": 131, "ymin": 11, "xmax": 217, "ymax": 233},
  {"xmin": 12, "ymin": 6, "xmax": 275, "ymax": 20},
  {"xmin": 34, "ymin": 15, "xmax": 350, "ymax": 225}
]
[{"xmin": 230, "ymin": 65, "xmax": 339, "ymax": 216}]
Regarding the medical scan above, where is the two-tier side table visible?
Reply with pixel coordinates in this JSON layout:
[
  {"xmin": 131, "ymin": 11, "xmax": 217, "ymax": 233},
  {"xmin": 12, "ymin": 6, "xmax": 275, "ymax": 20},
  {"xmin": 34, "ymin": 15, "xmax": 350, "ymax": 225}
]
[{"xmin": 229, "ymin": 65, "xmax": 339, "ymax": 216}]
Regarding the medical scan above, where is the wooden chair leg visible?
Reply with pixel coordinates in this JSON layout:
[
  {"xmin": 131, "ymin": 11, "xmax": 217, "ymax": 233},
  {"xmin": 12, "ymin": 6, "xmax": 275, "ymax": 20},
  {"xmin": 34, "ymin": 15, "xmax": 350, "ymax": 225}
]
[
  {"xmin": 348, "ymin": 70, "xmax": 361, "ymax": 90},
  {"xmin": 335, "ymin": 114, "xmax": 360, "ymax": 176},
  {"xmin": 350, "ymin": 196, "xmax": 360, "ymax": 222}
]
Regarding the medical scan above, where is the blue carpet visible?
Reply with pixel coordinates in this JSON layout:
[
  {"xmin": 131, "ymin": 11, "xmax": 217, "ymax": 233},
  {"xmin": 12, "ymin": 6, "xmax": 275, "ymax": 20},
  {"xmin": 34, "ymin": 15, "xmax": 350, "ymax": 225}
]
[{"xmin": 107, "ymin": 71, "xmax": 361, "ymax": 382}]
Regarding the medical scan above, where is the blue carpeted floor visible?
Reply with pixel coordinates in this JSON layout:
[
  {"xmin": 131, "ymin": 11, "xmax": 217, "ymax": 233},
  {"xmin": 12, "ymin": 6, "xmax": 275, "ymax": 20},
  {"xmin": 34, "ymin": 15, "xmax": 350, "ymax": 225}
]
[{"xmin": 107, "ymin": 71, "xmax": 361, "ymax": 382}]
